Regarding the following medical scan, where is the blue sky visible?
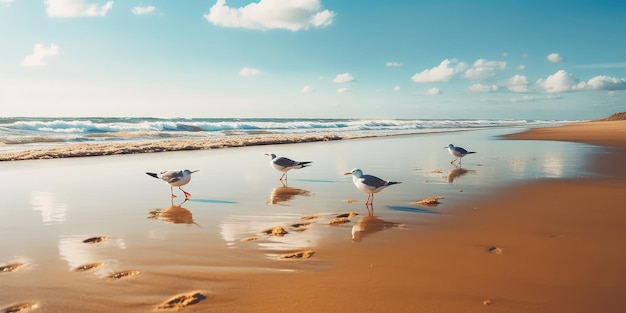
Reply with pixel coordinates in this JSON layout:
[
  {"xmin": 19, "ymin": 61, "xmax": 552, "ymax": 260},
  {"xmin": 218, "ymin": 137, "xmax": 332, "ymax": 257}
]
[{"xmin": 1, "ymin": 0, "xmax": 625, "ymax": 119}]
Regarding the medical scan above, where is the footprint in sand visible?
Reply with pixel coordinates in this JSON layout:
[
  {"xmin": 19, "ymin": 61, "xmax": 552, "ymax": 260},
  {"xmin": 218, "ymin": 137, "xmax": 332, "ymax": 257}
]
[
  {"xmin": 263, "ymin": 226, "xmax": 288, "ymax": 237},
  {"xmin": 107, "ymin": 270, "xmax": 141, "ymax": 280},
  {"xmin": 335, "ymin": 212, "xmax": 358, "ymax": 218},
  {"xmin": 156, "ymin": 292, "xmax": 206, "ymax": 311},
  {"xmin": 300, "ymin": 215, "xmax": 321, "ymax": 221},
  {"xmin": 487, "ymin": 246, "xmax": 503, "ymax": 254},
  {"xmin": 327, "ymin": 212, "xmax": 358, "ymax": 225},
  {"xmin": 280, "ymin": 249, "xmax": 315, "ymax": 260},
  {"xmin": 73, "ymin": 262, "xmax": 104, "ymax": 272},
  {"xmin": 1, "ymin": 302, "xmax": 38, "ymax": 313},
  {"xmin": 0, "ymin": 263, "xmax": 25, "ymax": 273},
  {"xmin": 327, "ymin": 217, "xmax": 351, "ymax": 225},
  {"xmin": 290, "ymin": 221, "xmax": 314, "ymax": 231},
  {"xmin": 413, "ymin": 196, "xmax": 445, "ymax": 207},
  {"xmin": 82, "ymin": 236, "xmax": 109, "ymax": 244}
]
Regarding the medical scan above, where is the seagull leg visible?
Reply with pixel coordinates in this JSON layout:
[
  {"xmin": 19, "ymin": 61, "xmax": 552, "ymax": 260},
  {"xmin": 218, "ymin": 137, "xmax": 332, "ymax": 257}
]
[
  {"xmin": 179, "ymin": 187, "xmax": 192, "ymax": 199},
  {"xmin": 171, "ymin": 187, "xmax": 177, "ymax": 198}
]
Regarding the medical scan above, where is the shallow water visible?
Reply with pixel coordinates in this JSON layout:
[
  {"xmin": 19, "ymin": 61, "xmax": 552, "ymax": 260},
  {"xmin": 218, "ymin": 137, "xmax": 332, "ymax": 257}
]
[{"xmin": 0, "ymin": 128, "xmax": 597, "ymax": 311}]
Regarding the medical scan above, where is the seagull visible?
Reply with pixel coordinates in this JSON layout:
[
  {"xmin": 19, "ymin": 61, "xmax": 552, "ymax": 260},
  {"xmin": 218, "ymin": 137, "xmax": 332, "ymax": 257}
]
[
  {"xmin": 265, "ymin": 153, "xmax": 312, "ymax": 181},
  {"xmin": 444, "ymin": 144, "xmax": 476, "ymax": 165},
  {"xmin": 344, "ymin": 168, "xmax": 400, "ymax": 205},
  {"xmin": 146, "ymin": 169, "xmax": 199, "ymax": 199}
]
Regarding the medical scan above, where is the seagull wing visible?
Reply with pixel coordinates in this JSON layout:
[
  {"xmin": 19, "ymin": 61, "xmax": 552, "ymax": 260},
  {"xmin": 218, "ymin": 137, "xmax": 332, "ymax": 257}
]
[
  {"xmin": 361, "ymin": 174, "xmax": 388, "ymax": 189},
  {"xmin": 161, "ymin": 170, "xmax": 184, "ymax": 183},
  {"xmin": 455, "ymin": 146, "xmax": 469, "ymax": 154},
  {"xmin": 274, "ymin": 157, "xmax": 299, "ymax": 168}
]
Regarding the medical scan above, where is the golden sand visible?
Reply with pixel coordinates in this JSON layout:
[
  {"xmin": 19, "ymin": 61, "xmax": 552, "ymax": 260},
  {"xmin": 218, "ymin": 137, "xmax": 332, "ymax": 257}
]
[
  {"xmin": 226, "ymin": 117, "xmax": 626, "ymax": 313},
  {"xmin": 2, "ymin": 115, "xmax": 625, "ymax": 313}
]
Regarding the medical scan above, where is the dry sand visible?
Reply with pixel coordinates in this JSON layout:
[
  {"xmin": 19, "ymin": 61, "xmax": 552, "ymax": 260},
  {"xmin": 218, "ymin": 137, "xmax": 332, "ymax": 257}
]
[{"xmin": 227, "ymin": 120, "xmax": 626, "ymax": 313}]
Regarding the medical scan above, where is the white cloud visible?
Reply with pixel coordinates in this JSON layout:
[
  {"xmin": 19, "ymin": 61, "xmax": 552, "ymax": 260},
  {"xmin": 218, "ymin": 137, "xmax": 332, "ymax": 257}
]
[
  {"xmin": 537, "ymin": 70, "xmax": 582, "ymax": 93},
  {"xmin": 411, "ymin": 59, "xmax": 467, "ymax": 83},
  {"xmin": 385, "ymin": 61, "xmax": 403, "ymax": 67},
  {"xmin": 45, "ymin": 0, "xmax": 113, "ymax": 17},
  {"xmin": 464, "ymin": 59, "xmax": 506, "ymax": 81},
  {"xmin": 337, "ymin": 87, "xmax": 350, "ymax": 93},
  {"xmin": 21, "ymin": 44, "xmax": 59, "ymax": 67},
  {"xmin": 468, "ymin": 83, "xmax": 498, "ymax": 93},
  {"xmin": 132, "ymin": 5, "xmax": 155, "ymax": 15},
  {"xmin": 507, "ymin": 74, "xmax": 529, "ymax": 93},
  {"xmin": 204, "ymin": 0, "xmax": 335, "ymax": 31},
  {"xmin": 0, "ymin": 0, "xmax": 15, "ymax": 4},
  {"xmin": 580, "ymin": 75, "xmax": 626, "ymax": 91},
  {"xmin": 516, "ymin": 64, "xmax": 526, "ymax": 70},
  {"xmin": 427, "ymin": 88, "xmax": 442, "ymax": 95},
  {"xmin": 537, "ymin": 71, "xmax": 626, "ymax": 93},
  {"xmin": 333, "ymin": 73, "xmax": 354, "ymax": 83},
  {"xmin": 239, "ymin": 67, "xmax": 261, "ymax": 77},
  {"xmin": 301, "ymin": 85, "xmax": 315, "ymax": 93},
  {"xmin": 393, "ymin": 85, "xmax": 401, "ymax": 92},
  {"xmin": 547, "ymin": 53, "xmax": 564, "ymax": 63}
]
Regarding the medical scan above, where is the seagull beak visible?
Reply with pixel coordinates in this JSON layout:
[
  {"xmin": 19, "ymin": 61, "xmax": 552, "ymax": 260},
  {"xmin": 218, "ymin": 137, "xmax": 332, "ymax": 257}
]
[
  {"xmin": 343, "ymin": 171, "xmax": 352, "ymax": 175},
  {"xmin": 191, "ymin": 170, "xmax": 200, "ymax": 173}
]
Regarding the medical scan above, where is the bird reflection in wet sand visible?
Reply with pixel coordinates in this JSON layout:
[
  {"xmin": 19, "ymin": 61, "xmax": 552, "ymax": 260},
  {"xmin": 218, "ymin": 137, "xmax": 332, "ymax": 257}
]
[
  {"xmin": 446, "ymin": 166, "xmax": 475, "ymax": 183},
  {"xmin": 351, "ymin": 206, "xmax": 400, "ymax": 242},
  {"xmin": 148, "ymin": 199, "xmax": 198, "ymax": 225},
  {"xmin": 267, "ymin": 181, "xmax": 311, "ymax": 205}
]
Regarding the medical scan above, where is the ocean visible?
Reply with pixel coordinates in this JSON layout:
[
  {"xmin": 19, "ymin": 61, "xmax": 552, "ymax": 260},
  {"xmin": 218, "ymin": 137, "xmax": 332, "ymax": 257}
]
[{"xmin": 0, "ymin": 117, "xmax": 577, "ymax": 157}]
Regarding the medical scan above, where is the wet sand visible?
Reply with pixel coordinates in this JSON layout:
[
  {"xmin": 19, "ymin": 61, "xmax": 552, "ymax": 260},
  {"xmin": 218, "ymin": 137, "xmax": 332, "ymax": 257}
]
[
  {"xmin": 1, "ymin": 120, "xmax": 625, "ymax": 312},
  {"xmin": 227, "ymin": 120, "xmax": 626, "ymax": 313}
]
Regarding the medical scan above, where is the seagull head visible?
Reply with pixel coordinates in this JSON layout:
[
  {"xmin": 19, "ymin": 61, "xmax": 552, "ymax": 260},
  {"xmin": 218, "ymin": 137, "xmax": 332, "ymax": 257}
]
[
  {"xmin": 264, "ymin": 153, "xmax": 277, "ymax": 159},
  {"xmin": 344, "ymin": 168, "xmax": 363, "ymax": 177},
  {"xmin": 184, "ymin": 169, "xmax": 200, "ymax": 175},
  {"xmin": 444, "ymin": 144, "xmax": 454, "ymax": 149}
]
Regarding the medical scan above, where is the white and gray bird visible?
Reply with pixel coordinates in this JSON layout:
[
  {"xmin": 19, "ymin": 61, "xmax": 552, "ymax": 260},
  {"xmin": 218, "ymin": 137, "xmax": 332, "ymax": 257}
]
[
  {"xmin": 265, "ymin": 153, "xmax": 312, "ymax": 181},
  {"xmin": 146, "ymin": 169, "xmax": 199, "ymax": 199},
  {"xmin": 444, "ymin": 144, "xmax": 476, "ymax": 165},
  {"xmin": 344, "ymin": 168, "xmax": 400, "ymax": 205}
]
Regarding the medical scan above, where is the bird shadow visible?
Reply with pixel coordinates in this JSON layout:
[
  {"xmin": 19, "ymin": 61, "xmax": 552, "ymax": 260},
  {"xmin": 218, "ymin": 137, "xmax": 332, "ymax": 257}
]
[
  {"xmin": 387, "ymin": 205, "xmax": 440, "ymax": 214},
  {"xmin": 188, "ymin": 198, "xmax": 238, "ymax": 204},
  {"xmin": 290, "ymin": 178, "xmax": 336, "ymax": 183}
]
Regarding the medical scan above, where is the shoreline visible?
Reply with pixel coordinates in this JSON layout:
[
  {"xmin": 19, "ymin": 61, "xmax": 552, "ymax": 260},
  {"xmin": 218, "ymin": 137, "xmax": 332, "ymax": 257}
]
[
  {"xmin": 0, "ymin": 129, "xmax": 481, "ymax": 162},
  {"xmin": 1, "ymin": 118, "xmax": 581, "ymax": 162},
  {"xmin": 0, "ymin": 133, "xmax": 349, "ymax": 161}
]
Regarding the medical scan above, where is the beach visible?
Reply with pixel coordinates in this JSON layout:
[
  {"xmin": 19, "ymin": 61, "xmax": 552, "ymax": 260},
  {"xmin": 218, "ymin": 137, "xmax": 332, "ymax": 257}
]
[{"xmin": 1, "ymin": 119, "xmax": 625, "ymax": 313}]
